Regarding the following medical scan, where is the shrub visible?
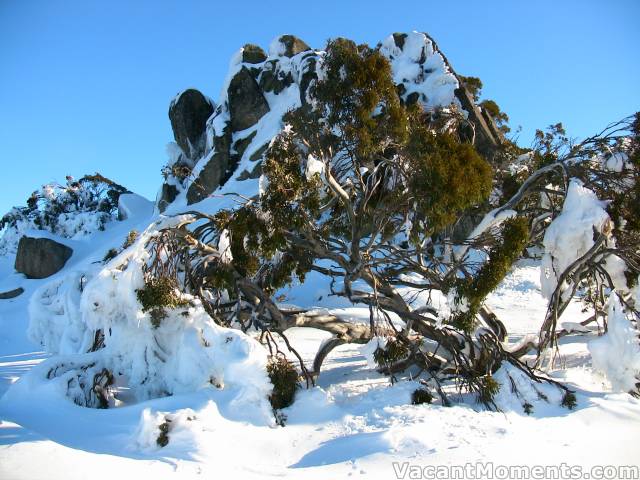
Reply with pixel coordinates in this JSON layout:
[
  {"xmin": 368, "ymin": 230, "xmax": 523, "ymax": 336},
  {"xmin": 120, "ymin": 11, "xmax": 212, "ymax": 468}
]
[
  {"xmin": 411, "ymin": 388, "xmax": 433, "ymax": 405},
  {"xmin": 0, "ymin": 173, "xmax": 129, "ymax": 254},
  {"xmin": 477, "ymin": 375, "xmax": 500, "ymax": 405},
  {"xmin": 267, "ymin": 357, "xmax": 300, "ymax": 410},
  {"xmin": 102, "ymin": 248, "xmax": 118, "ymax": 262},
  {"xmin": 136, "ymin": 276, "xmax": 189, "ymax": 328},
  {"xmin": 561, "ymin": 391, "xmax": 577, "ymax": 410},
  {"xmin": 122, "ymin": 230, "xmax": 139, "ymax": 249}
]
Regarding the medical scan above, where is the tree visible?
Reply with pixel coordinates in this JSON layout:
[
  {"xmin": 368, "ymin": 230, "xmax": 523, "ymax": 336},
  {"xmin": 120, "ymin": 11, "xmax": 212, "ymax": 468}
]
[{"xmin": 142, "ymin": 38, "xmax": 640, "ymax": 409}]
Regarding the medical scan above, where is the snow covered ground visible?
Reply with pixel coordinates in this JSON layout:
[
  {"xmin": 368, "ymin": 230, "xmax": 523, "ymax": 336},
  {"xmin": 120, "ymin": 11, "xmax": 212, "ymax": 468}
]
[{"xmin": 0, "ymin": 199, "xmax": 639, "ymax": 480}]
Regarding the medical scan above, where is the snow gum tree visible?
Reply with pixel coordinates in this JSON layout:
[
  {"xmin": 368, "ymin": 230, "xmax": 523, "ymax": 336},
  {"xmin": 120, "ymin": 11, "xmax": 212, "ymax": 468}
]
[{"xmin": 147, "ymin": 38, "xmax": 639, "ymax": 409}]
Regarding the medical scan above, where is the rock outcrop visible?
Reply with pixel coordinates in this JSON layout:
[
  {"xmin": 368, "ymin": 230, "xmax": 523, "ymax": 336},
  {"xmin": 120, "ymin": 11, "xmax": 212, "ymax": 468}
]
[
  {"xmin": 169, "ymin": 89, "xmax": 215, "ymax": 159},
  {"xmin": 161, "ymin": 32, "xmax": 504, "ymax": 210},
  {"xmin": 15, "ymin": 236, "xmax": 73, "ymax": 279},
  {"xmin": 228, "ymin": 67, "xmax": 270, "ymax": 132}
]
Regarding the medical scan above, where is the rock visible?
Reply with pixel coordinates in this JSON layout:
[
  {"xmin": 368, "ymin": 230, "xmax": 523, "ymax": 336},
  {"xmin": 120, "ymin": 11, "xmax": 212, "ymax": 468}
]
[
  {"xmin": 277, "ymin": 35, "xmax": 311, "ymax": 57},
  {"xmin": 242, "ymin": 44, "xmax": 267, "ymax": 64},
  {"xmin": 15, "ymin": 236, "xmax": 73, "ymax": 279},
  {"xmin": 157, "ymin": 184, "xmax": 179, "ymax": 213},
  {"xmin": 169, "ymin": 89, "xmax": 214, "ymax": 159},
  {"xmin": 232, "ymin": 131, "xmax": 257, "ymax": 160},
  {"xmin": 236, "ymin": 162, "xmax": 262, "ymax": 181},
  {"xmin": 298, "ymin": 57, "xmax": 318, "ymax": 105},
  {"xmin": 259, "ymin": 61, "xmax": 295, "ymax": 95},
  {"xmin": 186, "ymin": 128, "xmax": 233, "ymax": 204},
  {"xmin": 249, "ymin": 143, "xmax": 269, "ymax": 162},
  {"xmin": 228, "ymin": 67, "xmax": 270, "ymax": 132},
  {"xmin": 454, "ymin": 85, "xmax": 500, "ymax": 158},
  {"xmin": 0, "ymin": 287, "xmax": 24, "ymax": 300},
  {"xmin": 392, "ymin": 32, "xmax": 407, "ymax": 50}
]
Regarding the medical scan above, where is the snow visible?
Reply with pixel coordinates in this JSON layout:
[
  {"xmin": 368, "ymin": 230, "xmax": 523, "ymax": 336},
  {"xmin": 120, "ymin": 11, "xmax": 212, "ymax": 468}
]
[
  {"xmin": 603, "ymin": 151, "xmax": 629, "ymax": 172},
  {"xmin": 117, "ymin": 193, "xmax": 154, "ymax": 221},
  {"xmin": 305, "ymin": 154, "xmax": 325, "ymax": 181},
  {"xmin": 163, "ymin": 32, "xmax": 462, "ymax": 217},
  {"xmin": 2, "ymin": 219, "xmax": 639, "ymax": 479},
  {"xmin": 1, "ymin": 34, "xmax": 639, "ymax": 480},
  {"xmin": 589, "ymin": 294, "xmax": 640, "ymax": 393},
  {"xmin": 379, "ymin": 32, "xmax": 458, "ymax": 111},
  {"xmin": 540, "ymin": 179, "xmax": 612, "ymax": 299}
]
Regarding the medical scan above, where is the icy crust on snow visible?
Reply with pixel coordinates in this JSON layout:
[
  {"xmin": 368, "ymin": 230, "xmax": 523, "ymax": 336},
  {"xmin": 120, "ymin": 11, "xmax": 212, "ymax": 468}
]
[
  {"xmin": 589, "ymin": 295, "xmax": 640, "ymax": 393},
  {"xmin": 540, "ymin": 180, "xmax": 611, "ymax": 299},
  {"xmin": 21, "ymin": 219, "xmax": 273, "ymax": 423},
  {"xmin": 379, "ymin": 32, "xmax": 459, "ymax": 111}
]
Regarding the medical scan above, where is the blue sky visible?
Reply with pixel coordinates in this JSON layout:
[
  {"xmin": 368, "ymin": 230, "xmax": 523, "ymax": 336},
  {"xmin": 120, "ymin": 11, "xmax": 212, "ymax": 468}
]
[{"xmin": 1, "ymin": 0, "xmax": 638, "ymax": 215}]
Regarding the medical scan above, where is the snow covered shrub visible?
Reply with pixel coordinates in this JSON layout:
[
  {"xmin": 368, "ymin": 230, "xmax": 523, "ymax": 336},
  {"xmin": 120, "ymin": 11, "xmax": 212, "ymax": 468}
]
[
  {"xmin": 373, "ymin": 338, "xmax": 410, "ymax": 371},
  {"xmin": 0, "ymin": 173, "xmax": 129, "ymax": 255},
  {"xmin": 136, "ymin": 275, "xmax": 190, "ymax": 328},
  {"xmin": 28, "ymin": 270, "xmax": 90, "ymax": 354},
  {"xmin": 589, "ymin": 295, "xmax": 640, "ymax": 396},
  {"xmin": 20, "ymin": 220, "xmax": 274, "ymax": 420},
  {"xmin": 101, "ymin": 230, "xmax": 139, "ymax": 264}
]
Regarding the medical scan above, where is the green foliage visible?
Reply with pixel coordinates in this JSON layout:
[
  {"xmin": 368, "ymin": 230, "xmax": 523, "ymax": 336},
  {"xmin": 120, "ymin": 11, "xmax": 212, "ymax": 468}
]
[
  {"xmin": 267, "ymin": 357, "xmax": 300, "ymax": 410},
  {"xmin": 561, "ymin": 391, "xmax": 577, "ymax": 410},
  {"xmin": 373, "ymin": 338, "xmax": 410, "ymax": 368},
  {"xmin": 523, "ymin": 401, "xmax": 534, "ymax": 415},
  {"xmin": 608, "ymin": 112, "xmax": 640, "ymax": 237},
  {"xmin": 314, "ymin": 38, "xmax": 407, "ymax": 160},
  {"xmin": 532, "ymin": 122, "xmax": 568, "ymax": 167},
  {"xmin": 460, "ymin": 76, "xmax": 483, "ymax": 102},
  {"xmin": 477, "ymin": 375, "xmax": 500, "ymax": 405},
  {"xmin": 136, "ymin": 276, "xmax": 189, "ymax": 327},
  {"xmin": 404, "ymin": 129, "xmax": 493, "ymax": 238},
  {"xmin": 480, "ymin": 99, "xmax": 510, "ymax": 134},
  {"xmin": 452, "ymin": 217, "xmax": 530, "ymax": 332},
  {"xmin": 411, "ymin": 388, "xmax": 433, "ymax": 405},
  {"xmin": 122, "ymin": 230, "xmax": 138, "ymax": 249}
]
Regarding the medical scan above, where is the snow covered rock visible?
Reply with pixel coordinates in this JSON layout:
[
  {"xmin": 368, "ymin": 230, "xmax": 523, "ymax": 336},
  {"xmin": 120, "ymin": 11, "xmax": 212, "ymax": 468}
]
[
  {"xmin": 228, "ymin": 67, "xmax": 270, "ymax": 132},
  {"xmin": 270, "ymin": 34, "xmax": 311, "ymax": 58},
  {"xmin": 15, "ymin": 236, "xmax": 73, "ymax": 279},
  {"xmin": 168, "ymin": 88, "xmax": 215, "ymax": 160},
  {"xmin": 117, "ymin": 193, "xmax": 154, "ymax": 220},
  {"xmin": 160, "ymin": 32, "xmax": 503, "ymax": 212},
  {"xmin": 241, "ymin": 43, "xmax": 267, "ymax": 64}
]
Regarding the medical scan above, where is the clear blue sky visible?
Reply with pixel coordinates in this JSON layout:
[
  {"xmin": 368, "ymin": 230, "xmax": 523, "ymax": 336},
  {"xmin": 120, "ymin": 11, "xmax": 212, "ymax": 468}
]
[{"xmin": 1, "ymin": 0, "xmax": 638, "ymax": 215}]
